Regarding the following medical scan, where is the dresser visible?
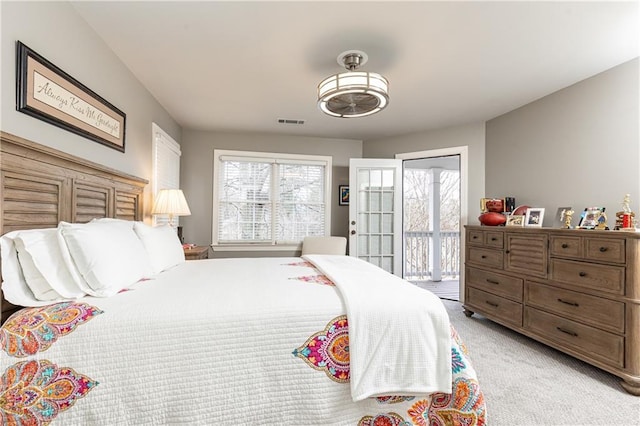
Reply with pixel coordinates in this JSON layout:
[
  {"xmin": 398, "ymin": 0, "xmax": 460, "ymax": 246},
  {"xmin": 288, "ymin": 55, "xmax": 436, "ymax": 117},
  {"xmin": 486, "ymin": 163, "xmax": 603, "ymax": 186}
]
[{"xmin": 464, "ymin": 226, "xmax": 640, "ymax": 395}]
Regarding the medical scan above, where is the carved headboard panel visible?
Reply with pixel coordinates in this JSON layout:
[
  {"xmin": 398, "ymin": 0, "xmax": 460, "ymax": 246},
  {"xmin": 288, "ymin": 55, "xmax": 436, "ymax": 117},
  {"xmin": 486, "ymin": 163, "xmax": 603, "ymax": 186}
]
[{"xmin": 1, "ymin": 131, "xmax": 148, "ymax": 320}]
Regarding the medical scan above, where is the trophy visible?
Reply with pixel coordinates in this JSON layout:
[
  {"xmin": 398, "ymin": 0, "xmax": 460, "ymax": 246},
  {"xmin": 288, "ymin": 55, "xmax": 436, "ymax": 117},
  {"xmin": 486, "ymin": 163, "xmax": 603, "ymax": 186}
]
[{"xmin": 616, "ymin": 194, "xmax": 636, "ymax": 231}]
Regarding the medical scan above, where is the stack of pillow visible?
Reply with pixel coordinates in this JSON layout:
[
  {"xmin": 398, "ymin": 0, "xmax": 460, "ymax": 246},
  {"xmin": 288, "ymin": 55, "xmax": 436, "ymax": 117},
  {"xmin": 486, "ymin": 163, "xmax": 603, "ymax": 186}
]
[{"xmin": 0, "ymin": 219, "xmax": 186, "ymax": 308}]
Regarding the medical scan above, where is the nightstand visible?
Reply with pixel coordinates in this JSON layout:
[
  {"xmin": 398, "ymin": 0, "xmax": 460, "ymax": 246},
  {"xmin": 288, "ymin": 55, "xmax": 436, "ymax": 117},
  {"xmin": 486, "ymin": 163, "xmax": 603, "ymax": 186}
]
[{"xmin": 183, "ymin": 245, "xmax": 209, "ymax": 260}]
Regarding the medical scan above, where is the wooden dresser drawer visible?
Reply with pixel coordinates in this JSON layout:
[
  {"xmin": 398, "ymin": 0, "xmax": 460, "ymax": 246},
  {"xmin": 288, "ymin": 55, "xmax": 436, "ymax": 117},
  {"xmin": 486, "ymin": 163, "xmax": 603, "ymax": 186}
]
[
  {"xmin": 467, "ymin": 287, "xmax": 522, "ymax": 327},
  {"xmin": 468, "ymin": 230, "xmax": 484, "ymax": 246},
  {"xmin": 525, "ymin": 282, "xmax": 625, "ymax": 333},
  {"xmin": 468, "ymin": 247, "xmax": 503, "ymax": 268},
  {"xmin": 484, "ymin": 231, "xmax": 503, "ymax": 248},
  {"xmin": 466, "ymin": 267, "xmax": 523, "ymax": 302},
  {"xmin": 550, "ymin": 235, "xmax": 582, "ymax": 258},
  {"xmin": 585, "ymin": 238, "xmax": 625, "ymax": 263},
  {"xmin": 524, "ymin": 307, "xmax": 624, "ymax": 368},
  {"xmin": 551, "ymin": 259, "xmax": 624, "ymax": 295}
]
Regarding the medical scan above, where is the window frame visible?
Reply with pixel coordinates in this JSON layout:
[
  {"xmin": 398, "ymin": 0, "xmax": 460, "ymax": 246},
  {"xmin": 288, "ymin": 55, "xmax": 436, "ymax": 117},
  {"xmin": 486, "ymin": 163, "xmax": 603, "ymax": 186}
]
[
  {"xmin": 212, "ymin": 149, "xmax": 332, "ymax": 251},
  {"xmin": 151, "ymin": 123, "xmax": 182, "ymax": 227}
]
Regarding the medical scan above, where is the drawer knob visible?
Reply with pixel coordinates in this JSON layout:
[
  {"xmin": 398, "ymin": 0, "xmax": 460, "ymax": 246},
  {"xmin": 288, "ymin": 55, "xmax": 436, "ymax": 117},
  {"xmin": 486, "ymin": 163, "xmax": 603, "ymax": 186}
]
[
  {"xmin": 486, "ymin": 279, "xmax": 500, "ymax": 285},
  {"xmin": 491, "ymin": 237, "xmax": 497, "ymax": 241},
  {"xmin": 557, "ymin": 298, "xmax": 579, "ymax": 307},
  {"xmin": 481, "ymin": 255, "xmax": 487, "ymax": 259},
  {"xmin": 472, "ymin": 236, "xmax": 478, "ymax": 239},
  {"xmin": 556, "ymin": 327, "xmax": 578, "ymax": 337},
  {"xmin": 561, "ymin": 243, "xmax": 569, "ymax": 249},
  {"xmin": 599, "ymin": 247, "xmax": 608, "ymax": 252},
  {"xmin": 579, "ymin": 271, "xmax": 587, "ymax": 277},
  {"xmin": 505, "ymin": 250, "xmax": 510, "ymax": 254},
  {"xmin": 485, "ymin": 301, "xmax": 499, "ymax": 308}
]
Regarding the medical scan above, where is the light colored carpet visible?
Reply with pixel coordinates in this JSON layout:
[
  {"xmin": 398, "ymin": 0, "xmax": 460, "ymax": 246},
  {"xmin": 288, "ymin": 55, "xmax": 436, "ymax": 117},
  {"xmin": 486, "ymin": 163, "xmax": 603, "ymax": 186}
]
[{"xmin": 443, "ymin": 300, "xmax": 640, "ymax": 426}]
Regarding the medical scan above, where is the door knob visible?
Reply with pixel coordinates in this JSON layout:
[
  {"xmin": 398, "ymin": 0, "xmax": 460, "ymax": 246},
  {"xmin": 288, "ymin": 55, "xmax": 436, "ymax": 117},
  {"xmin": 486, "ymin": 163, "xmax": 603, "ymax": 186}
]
[{"xmin": 350, "ymin": 230, "xmax": 356, "ymax": 235}]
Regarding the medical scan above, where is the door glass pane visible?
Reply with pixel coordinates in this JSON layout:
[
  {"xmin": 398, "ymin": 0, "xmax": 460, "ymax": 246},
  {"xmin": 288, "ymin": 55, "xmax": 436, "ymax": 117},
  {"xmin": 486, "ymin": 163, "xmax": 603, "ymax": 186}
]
[
  {"xmin": 358, "ymin": 169, "xmax": 370, "ymax": 190},
  {"xmin": 383, "ymin": 213, "xmax": 393, "ymax": 233},
  {"xmin": 371, "ymin": 170, "xmax": 382, "ymax": 188},
  {"xmin": 371, "ymin": 235, "xmax": 381, "ymax": 255},
  {"xmin": 370, "ymin": 191, "xmax": 381, "ymax": 211},
  {"xmin": 383, "ymin": 169, "xmax": 394, "ymax": 188},
  {"xmin": 371, "ymin": 213, "xmax": 381, "ymax": 233},
  {"xmin": 358, "ymin": 213, "xmax": 369, "ymax": 233},
  {"xmin": 382, "ymin": 191, "xmax": 393, "ymax": 211}
]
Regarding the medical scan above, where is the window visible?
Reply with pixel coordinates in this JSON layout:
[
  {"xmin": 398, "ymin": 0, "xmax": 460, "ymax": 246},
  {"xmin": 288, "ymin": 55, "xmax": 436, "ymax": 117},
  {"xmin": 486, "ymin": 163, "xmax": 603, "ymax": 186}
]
[
  {"xmin": 152, "ymin": 123, "xmax": 182, "ymax": 226},
  {"xmin": 212, "ymin": 150, "xmax": 332, "ymax": 248}
]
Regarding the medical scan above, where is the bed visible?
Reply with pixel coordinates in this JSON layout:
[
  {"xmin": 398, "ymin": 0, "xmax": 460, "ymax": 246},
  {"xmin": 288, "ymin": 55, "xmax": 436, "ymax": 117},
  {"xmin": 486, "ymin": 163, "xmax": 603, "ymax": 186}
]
[{"xmin": 0, "ymin": 132, "xmax": 486, "ymax": 425}]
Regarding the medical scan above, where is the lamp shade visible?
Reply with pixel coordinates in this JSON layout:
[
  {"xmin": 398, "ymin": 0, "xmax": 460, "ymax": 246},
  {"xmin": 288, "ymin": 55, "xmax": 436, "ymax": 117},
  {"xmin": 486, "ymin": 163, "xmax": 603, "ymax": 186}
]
[{"xmin": 152, "ymin": 189, "xmax": 191, "ymax": 219}]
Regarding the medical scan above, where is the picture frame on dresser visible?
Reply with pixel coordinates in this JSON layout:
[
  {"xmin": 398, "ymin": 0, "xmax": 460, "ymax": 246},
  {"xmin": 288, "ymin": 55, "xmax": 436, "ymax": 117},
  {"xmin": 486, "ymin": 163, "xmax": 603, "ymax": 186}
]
[
  {"xmin": 578, "ymin": 207, "xmax": 605, "ymax": 229},
  {"xmin": 524, "ymin": 208, "xmax": 544, "ymax": 227},
  {"xmin": 506, "ymin": 215, "xmax": 524, "ymax": 227}
]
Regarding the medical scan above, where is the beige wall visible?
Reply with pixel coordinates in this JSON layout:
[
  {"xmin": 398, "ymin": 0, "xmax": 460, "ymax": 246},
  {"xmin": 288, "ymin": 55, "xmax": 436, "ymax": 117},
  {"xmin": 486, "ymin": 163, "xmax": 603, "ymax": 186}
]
[
  {"xmin": 179, "ymin": 129, "xmax": 362, "ymax": 255},
  {"xmin": 363, "ymin": 122, "xmax": 486, "ymax": 225},
  {"xmin": 486, "ymin": 58, "xmax": 639, "ymax": 227},
  {"xmin": 0, "ymin": 1, "xmax": 181, "ymax": 219}
]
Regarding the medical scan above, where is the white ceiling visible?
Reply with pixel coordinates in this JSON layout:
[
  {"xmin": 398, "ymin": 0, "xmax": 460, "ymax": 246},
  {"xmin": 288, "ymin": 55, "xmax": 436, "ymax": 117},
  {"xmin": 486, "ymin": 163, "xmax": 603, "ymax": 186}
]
[{"xmin": 71, "ymin": 1, "xmax": 639, "ymax": 141}]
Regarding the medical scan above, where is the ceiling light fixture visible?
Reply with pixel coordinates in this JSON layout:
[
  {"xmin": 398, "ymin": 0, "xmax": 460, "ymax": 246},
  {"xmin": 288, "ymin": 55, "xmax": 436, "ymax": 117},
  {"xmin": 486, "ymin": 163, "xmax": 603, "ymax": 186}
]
[{"xmin": 317, "ymin": 50, "xmax": 389, "ymax": 118}]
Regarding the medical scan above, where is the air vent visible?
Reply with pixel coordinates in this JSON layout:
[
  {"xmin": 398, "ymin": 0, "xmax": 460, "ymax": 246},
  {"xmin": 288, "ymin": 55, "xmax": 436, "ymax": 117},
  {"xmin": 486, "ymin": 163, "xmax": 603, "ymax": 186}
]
[{"xmin": 277, "ymin": 118, "xmax": 305, "ymax": 125}]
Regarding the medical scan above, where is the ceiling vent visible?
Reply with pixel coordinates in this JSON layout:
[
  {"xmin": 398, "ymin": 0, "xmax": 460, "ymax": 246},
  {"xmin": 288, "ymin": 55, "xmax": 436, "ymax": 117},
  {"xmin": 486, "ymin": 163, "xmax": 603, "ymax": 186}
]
[{"xmin": 278, "ymin": 118, "xmax": 305, "ymax": 125}]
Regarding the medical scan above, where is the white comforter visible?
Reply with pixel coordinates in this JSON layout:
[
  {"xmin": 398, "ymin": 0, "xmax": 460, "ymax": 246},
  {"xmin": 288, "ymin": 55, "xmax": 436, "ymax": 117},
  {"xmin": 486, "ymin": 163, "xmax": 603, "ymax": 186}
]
[{"xmin": 0, "ymin": 257, "xmax": 485, "ymax": 425}]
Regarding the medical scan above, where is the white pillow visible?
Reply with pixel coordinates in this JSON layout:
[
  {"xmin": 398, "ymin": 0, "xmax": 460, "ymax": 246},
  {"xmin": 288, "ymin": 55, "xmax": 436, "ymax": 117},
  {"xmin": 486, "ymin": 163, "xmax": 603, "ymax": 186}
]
[
  {"xmin": 90, "ymin": 217, "xmax": 135, "ymax": 229},
  {"xmin": 13, "ymin": 228, "xmax": 86, "ymax": 300},
  {"xmin": 14, "ymin": 236, "xmax": 62, "ymax": 301},
  {"xmin": 1, "ymin": 231, "xmax": 38, "ymax": 307},
  {"xmin": 59, "ymin": 221, "xmax": 153, "ymax": 296},
  {"xmin": 133, "ymin": 222, "xmax": 185, "ymax": 274},
  {"xmin": 0, "ymin": 230, "xmax": 60, "ymax": 307}
]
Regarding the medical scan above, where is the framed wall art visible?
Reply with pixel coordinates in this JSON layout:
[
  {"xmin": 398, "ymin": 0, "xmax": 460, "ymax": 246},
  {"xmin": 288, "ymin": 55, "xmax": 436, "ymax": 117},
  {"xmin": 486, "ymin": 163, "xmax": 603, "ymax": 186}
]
[
  {"xmin": 16, "ymin": 41, "xmax": 126, "ymax": 152},
  {"xmin": 339, "ymin": 185, "xmax": 349, "ymax": 206},
  {"xmin": 525, "ymin": 208, "xmax": 545, "ymax": 227}
]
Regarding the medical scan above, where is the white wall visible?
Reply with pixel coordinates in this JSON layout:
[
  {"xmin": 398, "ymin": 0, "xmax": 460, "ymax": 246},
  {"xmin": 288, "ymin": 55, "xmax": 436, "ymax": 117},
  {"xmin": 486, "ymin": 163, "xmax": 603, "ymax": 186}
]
[
  {"xmin": 1, "ymin": 1, "xmax": 181, "ymax": 218},
  {"xmin": 363, "ymin": 122, "xmax": 486, "ymax": 225},
  {"xmin": 179, "ymin": 129, "xmax": 362, "ymax": 254},
  {"xmin": 486, "ymin": 58, "xmax": 639, "ymax": 226}
]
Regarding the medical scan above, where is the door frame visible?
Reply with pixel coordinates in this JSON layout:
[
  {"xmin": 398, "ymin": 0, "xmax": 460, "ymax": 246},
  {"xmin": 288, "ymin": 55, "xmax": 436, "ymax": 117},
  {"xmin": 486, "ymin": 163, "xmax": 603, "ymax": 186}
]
[{"xmin": 396, "ymin": 146, "xmax": 468, "ymax": 301}]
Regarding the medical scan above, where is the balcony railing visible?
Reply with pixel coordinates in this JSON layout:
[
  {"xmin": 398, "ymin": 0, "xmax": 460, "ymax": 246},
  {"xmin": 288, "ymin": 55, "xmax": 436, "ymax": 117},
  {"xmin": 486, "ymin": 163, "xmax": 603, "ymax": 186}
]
[{"xmin": 404, "ymin": 231, "xmax": 460, "ymax": 281}]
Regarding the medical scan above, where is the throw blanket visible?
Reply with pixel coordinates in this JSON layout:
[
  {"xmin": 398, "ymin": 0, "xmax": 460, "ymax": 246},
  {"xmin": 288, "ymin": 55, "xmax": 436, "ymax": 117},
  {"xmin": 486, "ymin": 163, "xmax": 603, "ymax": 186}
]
[{"xmin": 304, "ymin": 255, "xmax": 452, "ymax": 401}]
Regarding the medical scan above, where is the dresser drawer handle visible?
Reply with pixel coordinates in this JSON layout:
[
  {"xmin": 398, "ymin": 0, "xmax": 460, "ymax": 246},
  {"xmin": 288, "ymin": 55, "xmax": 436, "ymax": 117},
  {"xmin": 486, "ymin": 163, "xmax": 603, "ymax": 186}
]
[
  {"xmin": 485, "ymin": 301, "xmax": 499, "ymax": 308},
  {"xmin": 556, "ymin": 327, "xmax": 578, "ymax": 337},
  {"xmin": 486, "ymin": 279, "xmax": 500, "ymax": 285},
  {"xmin": 557, "ymin": 298, "xmax": 579, "ymax": 307},
  {"xmin": 599, "ymin": 247, "xmax": 608, "ymax": 252},
  {"xmin": 491, "ymin": 237, "xmax": 497, "ymax": 241},
  {"xmin": 561, "ymin": 243, "xmax": 569, "ymax": 249},
  {"xmin": 578, "ymin": 271, "xmax": 587, "ymax": 277},
  {"xmin": 481, "ymin": 255, "xmax": 487, "ymax": 259},
  {"xmin": 472, "ymin": 235, "xmax": 478, "ymax": 239}
]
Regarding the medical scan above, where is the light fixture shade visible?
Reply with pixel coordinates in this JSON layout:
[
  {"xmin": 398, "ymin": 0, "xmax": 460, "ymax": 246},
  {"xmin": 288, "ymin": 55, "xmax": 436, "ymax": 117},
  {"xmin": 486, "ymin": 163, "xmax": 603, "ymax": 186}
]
[
  {"xmin": 317, "ymin": 51, "xmax": 389, "ymax": 118},
  {"xmin": 152, "ymin": 189, "xmax": 191, "ymax": 217}
]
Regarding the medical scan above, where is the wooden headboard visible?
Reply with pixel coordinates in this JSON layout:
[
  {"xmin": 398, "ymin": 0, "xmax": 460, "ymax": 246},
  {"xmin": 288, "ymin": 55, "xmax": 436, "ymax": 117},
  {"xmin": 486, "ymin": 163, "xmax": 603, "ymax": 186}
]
[{"xmin": 0, "ymin": 131, "xmax": 148, "ymax": 321}]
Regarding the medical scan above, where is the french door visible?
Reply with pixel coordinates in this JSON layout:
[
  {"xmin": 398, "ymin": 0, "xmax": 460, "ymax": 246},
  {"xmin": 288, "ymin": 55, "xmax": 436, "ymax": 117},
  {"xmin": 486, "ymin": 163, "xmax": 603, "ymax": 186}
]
[{"xmin": 348, "ymin": 159, "xmax": 402, "ymax": 276}]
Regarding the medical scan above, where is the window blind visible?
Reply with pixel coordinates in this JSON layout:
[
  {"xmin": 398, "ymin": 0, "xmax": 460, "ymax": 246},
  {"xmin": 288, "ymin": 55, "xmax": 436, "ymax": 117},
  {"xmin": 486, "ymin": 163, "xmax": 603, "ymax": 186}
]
[{"xmin": 152, "ymin": 123, "xmax": 182, "ymax": 226}]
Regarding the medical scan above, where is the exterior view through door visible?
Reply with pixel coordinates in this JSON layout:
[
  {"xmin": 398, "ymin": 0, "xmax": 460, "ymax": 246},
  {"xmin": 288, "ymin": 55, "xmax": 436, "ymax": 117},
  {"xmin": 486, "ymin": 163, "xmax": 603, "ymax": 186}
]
[
  {"xmin": 403, "ymin": 155, "xmax": 461, "ymax": 300},
  {"xmin": 348, "ymin": 156, "xmax": 461, "ymax": 301}
]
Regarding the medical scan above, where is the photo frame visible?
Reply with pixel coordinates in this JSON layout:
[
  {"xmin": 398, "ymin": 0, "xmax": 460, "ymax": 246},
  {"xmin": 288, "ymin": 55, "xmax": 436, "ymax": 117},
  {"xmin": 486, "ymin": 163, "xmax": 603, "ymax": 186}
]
[
  {"xmin": 506, "ymin": 215, "xmax": 525, "ymax": 227},
  {"xmin": 554, "ymin": 207, "xmax": 572, "ymax": 228},
  {"xmin": 524, "ymin": 208, "xmax": 545, "ymax": 227},
  {"xmin": 16, "ymin": 41, "xmax": 126, "ymax": 152},
  {"xmin": 339, "ymin": 185, "xmax": 349, "ymax": 206},
  {"xmin": 578, "ymin": 207, "xmax": 605, "ymax": 229}
]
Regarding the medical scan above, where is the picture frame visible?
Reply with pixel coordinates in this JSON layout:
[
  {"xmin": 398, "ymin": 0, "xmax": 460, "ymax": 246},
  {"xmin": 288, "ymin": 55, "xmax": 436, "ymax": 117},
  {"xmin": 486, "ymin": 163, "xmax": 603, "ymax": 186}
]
[
  {"xmin": 339, "ymin": 185, "xmax": 349, "ymax": 206},
  {"xmin": 506, "ymin": 215, "xmax": 525, "ymax": 227},
  {"xmin": 554, "ymin": 207, "xmax": 572, "ymax": 228},
  {"xmin": 16, "ymin": 41, "xmax": 126, "ymax": 152},
  {"xmin": 524, "ymin": 208, "xmax": 545, "ymax": 227},
  {"xmin": 578, "ymin": 207, "xmax": 605, "ymax": 229}
]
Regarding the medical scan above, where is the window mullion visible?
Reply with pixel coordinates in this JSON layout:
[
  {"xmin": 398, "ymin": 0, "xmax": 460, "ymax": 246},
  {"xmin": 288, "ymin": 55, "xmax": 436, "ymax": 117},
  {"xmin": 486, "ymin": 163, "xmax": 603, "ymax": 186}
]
[{"xmin": 271, "ymin": 163, "xmax": 279, "ymax": 245}]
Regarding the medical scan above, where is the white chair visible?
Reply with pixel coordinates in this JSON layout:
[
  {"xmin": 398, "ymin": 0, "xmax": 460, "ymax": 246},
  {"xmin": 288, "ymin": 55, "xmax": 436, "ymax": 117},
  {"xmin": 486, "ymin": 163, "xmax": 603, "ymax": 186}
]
[{"xmin": 301, "ymin": 236, "xmax": 347, "ymax": 255}]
